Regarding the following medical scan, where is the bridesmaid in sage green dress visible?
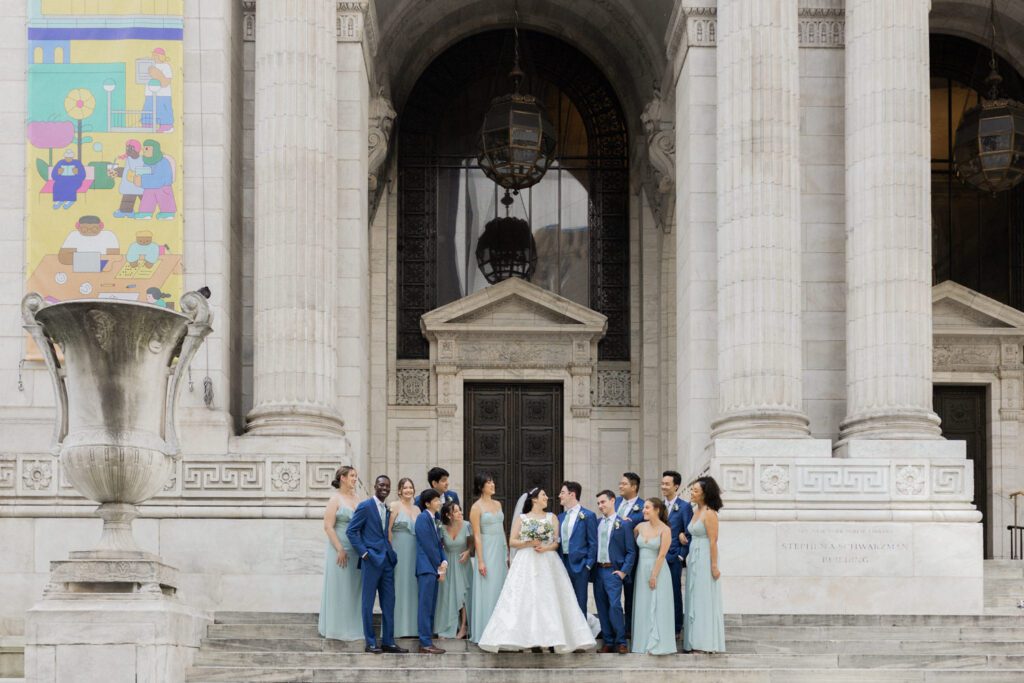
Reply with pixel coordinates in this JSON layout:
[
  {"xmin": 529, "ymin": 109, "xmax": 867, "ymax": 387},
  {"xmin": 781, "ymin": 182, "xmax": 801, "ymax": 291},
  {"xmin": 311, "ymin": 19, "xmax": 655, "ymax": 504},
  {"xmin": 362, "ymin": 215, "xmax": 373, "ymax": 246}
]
[
  {"xmin": 631, "ymin": 498, "xmax": 676, "ymax": 655},
  {"xmin": 469, "ymin": 473, "xmax": 507, "ymax": 642},
  {"xmin": 434, "ymin": 502, "xmax": 473, "ymax": 638},
  {"xmin": 389, "ymin": 477, "xmax": 420, "ymax": 638},
  {"xmin": 683, "ymin": 476, "xmax": 726, "ymax": 653},
  {"xmin": 318, "ymin": 465, "xmax": 364, "ymax": 640}
]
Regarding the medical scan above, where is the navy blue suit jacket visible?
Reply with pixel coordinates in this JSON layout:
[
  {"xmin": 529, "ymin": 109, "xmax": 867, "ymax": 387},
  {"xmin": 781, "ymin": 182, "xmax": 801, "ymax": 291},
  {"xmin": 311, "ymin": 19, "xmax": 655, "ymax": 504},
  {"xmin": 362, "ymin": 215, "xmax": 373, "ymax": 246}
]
[
  {"xmin": 414, "ymin": 510, "xmax": 448, "ymax": 576},
  {"xmin": 593, "ymin": 516, "xmax": 637, "ymax": 579},
  {"xmin": 614, "ymin": 496, "xmax": 645, "ymax": 527},
  {"xmin": 414, "ymin": 490, "xmax": 461, "ymax": 518},
  {"xmin": 557, "ymin": 506, "xmax": 598, "ymax": 574},
  {"xmin": 665, "ymin": 496, "xmax": 694, "ymax": 565},
  {"xmin": 346, "ymin": 497, "xmax": 398, "ymax": 569}
]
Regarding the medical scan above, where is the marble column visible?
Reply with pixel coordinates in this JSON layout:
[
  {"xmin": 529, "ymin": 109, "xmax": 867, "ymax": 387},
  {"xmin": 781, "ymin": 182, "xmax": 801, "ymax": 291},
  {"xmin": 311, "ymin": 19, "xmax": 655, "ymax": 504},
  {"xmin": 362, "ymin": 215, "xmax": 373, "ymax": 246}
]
[
  {"xmin": 839, "ymin": 0, "xmax": 943, "ymax": 445},
  {"xmin": 713, "ymin": 0, "xmax": 809, "ymax": 439},
  {"xmin": 247, "ymin": 0, "xmax": 344, "ymax": 436}
]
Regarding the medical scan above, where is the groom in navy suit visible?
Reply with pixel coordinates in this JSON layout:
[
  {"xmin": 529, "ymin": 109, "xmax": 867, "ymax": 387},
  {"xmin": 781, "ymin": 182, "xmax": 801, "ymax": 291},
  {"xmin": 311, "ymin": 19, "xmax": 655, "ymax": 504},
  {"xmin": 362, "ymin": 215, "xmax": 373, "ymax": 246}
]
[
  {"xmin": 662, "ymin": 470, "xmax": 694, "ymax": 636},
  {"xmin": 414, "ymin": 467, "xmax": 461, "ymax": 519},
  {"xmin": 593, "ymin": 489, "xmax": 637, "ymax": 654},
  {"xmin": 414, "ymin": 489, "xmax": 448, "ymax": 654},
  {"xmin": 557, "ymin": 480, "xmax": 597, "ymax": 615},
  {"xmin": 346, "ymin": 475, "xmax": 407, "ymax": 654}
]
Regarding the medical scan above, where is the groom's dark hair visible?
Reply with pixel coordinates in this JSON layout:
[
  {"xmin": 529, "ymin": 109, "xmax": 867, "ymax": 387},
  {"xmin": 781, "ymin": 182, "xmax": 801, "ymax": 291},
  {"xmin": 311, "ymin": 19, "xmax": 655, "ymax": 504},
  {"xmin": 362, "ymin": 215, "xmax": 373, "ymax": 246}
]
[
  {"xmin": 561, "ymin": 480, "xmax": 582, "ymax": 500},
  {"xmin": 622, "ymin": 472, "xmax": 640, "ymax": 491},
  {"xmin": 419, "ymin": 488, "xmax": 442, "ymax": 508},
  {"xmin": 596, "ymin": 489, "xmax": 615, "ymax": 501}
]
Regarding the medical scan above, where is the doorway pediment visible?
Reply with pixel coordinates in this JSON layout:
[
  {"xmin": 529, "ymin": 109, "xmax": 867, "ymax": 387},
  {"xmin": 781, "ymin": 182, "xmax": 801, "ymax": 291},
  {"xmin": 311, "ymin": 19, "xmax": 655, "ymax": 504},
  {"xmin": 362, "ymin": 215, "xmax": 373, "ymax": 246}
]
[
  {"xmin": 932, "ymin": 281, "xmax": 1024, "ymax": 333},
  {"xmin": 420, "ymin": 278, "xmax": 607, "ymax": 338}
]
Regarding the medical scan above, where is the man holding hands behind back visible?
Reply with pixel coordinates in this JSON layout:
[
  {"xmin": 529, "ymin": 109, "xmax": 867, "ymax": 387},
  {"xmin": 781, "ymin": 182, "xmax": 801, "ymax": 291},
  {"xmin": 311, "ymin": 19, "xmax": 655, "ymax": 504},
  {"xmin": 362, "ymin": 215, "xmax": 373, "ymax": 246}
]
[
  {"xmin": 662, "ymin": 470, "xmax": 694, "ymax": 637},
  {"xmin": 415, "ymin": 489, "xmax": 448, "ymax": 654},
  {"xmin": 346, "ymin": 475, "xmax": 407, "ymax": 654}
]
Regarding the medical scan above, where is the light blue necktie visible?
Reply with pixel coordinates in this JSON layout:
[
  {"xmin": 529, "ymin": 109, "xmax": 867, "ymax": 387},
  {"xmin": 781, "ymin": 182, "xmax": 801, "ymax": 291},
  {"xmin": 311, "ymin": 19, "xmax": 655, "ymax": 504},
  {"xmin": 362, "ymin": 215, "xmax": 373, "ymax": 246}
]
[
  {"xmin": 378, "ymin": 501, "xmax": 386, "ymax": 531},
  {"xmin": 598, "ymin": 517, "xmax": 611, "ymax": 563}
]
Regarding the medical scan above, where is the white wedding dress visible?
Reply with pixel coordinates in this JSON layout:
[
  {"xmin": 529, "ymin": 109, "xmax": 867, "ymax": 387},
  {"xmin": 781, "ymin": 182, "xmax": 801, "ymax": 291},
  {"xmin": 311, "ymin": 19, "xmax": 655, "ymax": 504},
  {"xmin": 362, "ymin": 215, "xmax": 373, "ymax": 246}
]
[{"xmin": 477, "ymin": 513, "xmax": 598, "ymax": 653}]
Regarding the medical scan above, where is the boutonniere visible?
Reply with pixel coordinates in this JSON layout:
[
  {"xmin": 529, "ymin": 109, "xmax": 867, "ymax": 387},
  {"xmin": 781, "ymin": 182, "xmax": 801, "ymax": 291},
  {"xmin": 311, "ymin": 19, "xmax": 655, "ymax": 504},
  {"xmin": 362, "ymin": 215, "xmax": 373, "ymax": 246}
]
[
  {"xmin": 578, "ymin": 511, "xmax": 586, "ymax": 520},
  {"xmin": 672, "ymin": 503, "xmax": 679, "ymax": 512},
  {"xmin": 614, "ymin": 521, "xmax": 621, "ymax": 530},
  {"xmin": 631, "ymin": 504, "xmax": 640, "ymax": 512}
]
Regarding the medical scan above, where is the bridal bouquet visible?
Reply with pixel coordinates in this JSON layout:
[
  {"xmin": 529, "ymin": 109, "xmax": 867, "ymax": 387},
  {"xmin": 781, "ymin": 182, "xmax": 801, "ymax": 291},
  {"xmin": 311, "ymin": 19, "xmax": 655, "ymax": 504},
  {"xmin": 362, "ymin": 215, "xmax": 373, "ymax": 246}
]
[{"xmin": 520, "ymin": 517, "xmax": 555, "ymax": 544}]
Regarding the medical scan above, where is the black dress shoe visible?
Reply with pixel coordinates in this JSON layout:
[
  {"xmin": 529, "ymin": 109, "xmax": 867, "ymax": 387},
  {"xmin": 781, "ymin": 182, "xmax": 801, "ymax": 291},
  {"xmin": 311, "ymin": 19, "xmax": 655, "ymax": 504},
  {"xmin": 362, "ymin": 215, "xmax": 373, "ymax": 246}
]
[
  {"xmin": 419, "ymin": 645, "xmax": 445, "ymax": 654},
  {"xmin": 364, "ymin": 645, "xmax": 382, "ymax": 654},
  {"xmin": 382, "ymin": 644, "xmax": 408, "ymax": 654}
]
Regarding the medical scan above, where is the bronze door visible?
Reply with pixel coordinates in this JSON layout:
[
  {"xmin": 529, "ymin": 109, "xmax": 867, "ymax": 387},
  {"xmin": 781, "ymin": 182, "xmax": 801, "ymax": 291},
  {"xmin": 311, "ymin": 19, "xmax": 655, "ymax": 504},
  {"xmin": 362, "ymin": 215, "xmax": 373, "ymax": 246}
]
[
  {"xmin": 464, "ymin": 382, "xmax": 564, "ymax": 529},
  {"xmin": 934, "ymin": 385, "xmax": 989, "ymax": 557}
]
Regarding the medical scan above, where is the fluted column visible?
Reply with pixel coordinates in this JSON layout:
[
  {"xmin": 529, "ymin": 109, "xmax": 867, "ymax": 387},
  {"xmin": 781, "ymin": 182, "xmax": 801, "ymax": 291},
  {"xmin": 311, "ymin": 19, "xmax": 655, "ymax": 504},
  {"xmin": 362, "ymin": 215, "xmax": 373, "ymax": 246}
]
[
  {"xmin": 247, "ymin": 0, "xmax": 344, "ymax": 436},
  {"xmin": 713, "ymin": 0, "xmax": 809, "ymax": 439},
  {"xmin": 839, "ymin": 0, "xmax": 942, "ymax": 443}
]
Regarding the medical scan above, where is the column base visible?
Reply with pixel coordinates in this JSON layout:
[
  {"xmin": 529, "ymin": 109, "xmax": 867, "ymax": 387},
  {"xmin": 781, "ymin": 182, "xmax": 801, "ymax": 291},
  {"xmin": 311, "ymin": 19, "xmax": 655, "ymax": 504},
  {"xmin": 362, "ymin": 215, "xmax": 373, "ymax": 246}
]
[
  {"xmin": 245, "ymin": 402, "xmax": 346, "ymax": 437},
  {"xmin": 833, "ymin": 438, "xmax": 966, "ymax": 459},
  {"xmin": 838, "ymin": 408, "xmax": 943, "ymax": 442},
  {"xmin": 710, "ymin": 408, "xmax": 811, "ymax": 440}
]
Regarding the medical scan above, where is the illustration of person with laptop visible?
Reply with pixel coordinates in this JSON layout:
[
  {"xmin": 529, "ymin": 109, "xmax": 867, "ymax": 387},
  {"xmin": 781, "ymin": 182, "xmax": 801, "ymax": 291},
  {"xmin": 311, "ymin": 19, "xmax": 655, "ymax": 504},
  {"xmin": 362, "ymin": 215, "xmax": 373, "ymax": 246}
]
[{"xmin": 58, "ymin": 215, "xmax": 120, "ymax": 272}]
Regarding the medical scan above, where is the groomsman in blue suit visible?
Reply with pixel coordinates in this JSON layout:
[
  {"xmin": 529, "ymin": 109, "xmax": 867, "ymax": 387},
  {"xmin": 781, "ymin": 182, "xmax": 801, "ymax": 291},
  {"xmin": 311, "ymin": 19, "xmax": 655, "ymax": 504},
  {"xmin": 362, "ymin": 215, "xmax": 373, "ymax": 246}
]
[
  {"xmin": 414, "ymin": 467, "xmax": 461, "ymax": 518},
  {"xmin": 557, "ymin": 480, "xmax": 598, "ymax": 615},
  {"xmin": 346, "ymin": 475, "xmax": 408, "ymax": 654},
  {"xmin": 662, "ymin": 469, "xmax": 694, "ymax": 637},
  {"xmin": 593, "ymin": 489, "xmax": 637, "ymax": 654},
  {"xmin": 614, "ymin": 472, "xmax": 644, "ymax": 634},
  {"xmin": 414, "ymin": 489, "xmax": 448, "ymax": 654}
]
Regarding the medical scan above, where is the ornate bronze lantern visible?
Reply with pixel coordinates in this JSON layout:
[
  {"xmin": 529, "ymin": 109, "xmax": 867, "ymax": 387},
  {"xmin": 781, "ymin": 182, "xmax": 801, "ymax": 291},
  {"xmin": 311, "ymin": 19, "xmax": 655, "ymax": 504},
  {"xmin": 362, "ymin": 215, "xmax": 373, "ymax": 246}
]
[
  {"xmin": 475, "ymin": 195, "xmax": 538, "ymax": 284},
  {"xmin": 477, "ymin": 10, "xmax": 556, "ymax": 191},
  {"xmin": 953, "ymin": 3, "xmax": 1024, "ymax": 194}
]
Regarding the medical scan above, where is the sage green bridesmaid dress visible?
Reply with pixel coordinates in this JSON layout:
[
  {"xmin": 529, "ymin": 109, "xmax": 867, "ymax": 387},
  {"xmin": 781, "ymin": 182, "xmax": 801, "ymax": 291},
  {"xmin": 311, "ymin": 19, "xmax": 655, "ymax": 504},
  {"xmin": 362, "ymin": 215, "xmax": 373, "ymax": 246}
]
[
  {"xmin": 683, "ymin": 516, "xmax": 726, "ymax": 653},
  {"xmin": 631, "ymin": 531, "xmax": 677, "ymax": 655},
  {"xmin": 469, "ymin": 509, "xmax": 507, "ymax": 642},
  {"xmin": 434, "ymin": 520, "xmax": 472, "ymax": 638},
  {"xmin": 318, "ymin": 504, "xmax": 363, "ymax": 640},
  {"xmin": 391, "ymin": 509, "xmax": 419, "ymax": 638}
]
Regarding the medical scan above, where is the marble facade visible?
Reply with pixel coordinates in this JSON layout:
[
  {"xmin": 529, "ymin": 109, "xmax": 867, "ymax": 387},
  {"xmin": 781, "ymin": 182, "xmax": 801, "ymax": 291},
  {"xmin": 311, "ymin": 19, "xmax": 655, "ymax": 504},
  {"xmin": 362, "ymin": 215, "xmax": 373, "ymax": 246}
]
[{"xmin": 3, "ymin": 2, "xmax": 1024, "ymax": 661}]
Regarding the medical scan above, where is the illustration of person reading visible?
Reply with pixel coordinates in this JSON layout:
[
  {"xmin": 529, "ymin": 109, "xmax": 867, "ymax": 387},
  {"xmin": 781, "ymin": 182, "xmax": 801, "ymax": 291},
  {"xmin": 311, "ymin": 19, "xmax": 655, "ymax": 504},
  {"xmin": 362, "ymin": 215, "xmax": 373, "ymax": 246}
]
[
  {"xmin": 142, "ymin": 47, "xmax": 174, "ymax": 133},
  {"xmin": 58, "ymin": 215, "xmax": 120, "ymax": 272},
  {"xmin": 110, "ymin": 139, "xmax": 146, "ymax": 218},
  {"xmin": 146, "ymin": 287, "xmax": 171, "ymax": 308},
  {"xmin": 51, "ymin": 148, "xmax": 85, "ymax": 210},
  {"xmin": 125, "ymin": 139, "xmax": 176, "ymax": 220},
  {"xmin": 126, "ymin": 229, "xmax": 160, "ymax": 268}
]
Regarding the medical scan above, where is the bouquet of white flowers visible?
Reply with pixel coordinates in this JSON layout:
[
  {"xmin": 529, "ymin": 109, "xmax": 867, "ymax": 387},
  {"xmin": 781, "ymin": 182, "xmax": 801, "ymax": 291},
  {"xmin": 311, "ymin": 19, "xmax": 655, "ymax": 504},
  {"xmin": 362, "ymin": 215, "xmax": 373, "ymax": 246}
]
[{"xmin": 520, "ymin": 517, "xmax": 555, "ymax": 544}]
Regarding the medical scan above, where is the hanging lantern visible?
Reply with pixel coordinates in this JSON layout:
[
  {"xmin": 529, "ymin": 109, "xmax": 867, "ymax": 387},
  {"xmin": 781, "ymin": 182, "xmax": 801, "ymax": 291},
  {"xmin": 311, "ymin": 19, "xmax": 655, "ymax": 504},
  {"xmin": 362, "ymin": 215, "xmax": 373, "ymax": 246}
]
[
  {"xmin": 477, "ymin": 9, "xmax": 557, "ymax": 191},
  {"xmin": 475, "ymin": 201, "xmax": 537, "ymax": 284},
  {"xmin": 952, "ymin": 5, "xmax": 1024, "ymax": 194}
]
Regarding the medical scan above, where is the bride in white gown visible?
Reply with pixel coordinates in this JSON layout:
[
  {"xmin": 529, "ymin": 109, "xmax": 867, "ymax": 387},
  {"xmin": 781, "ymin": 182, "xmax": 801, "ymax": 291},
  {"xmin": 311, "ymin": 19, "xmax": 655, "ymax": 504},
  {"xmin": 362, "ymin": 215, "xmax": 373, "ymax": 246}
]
[{"xmin": 477, "ymin": 488, "xmax": 597, "ymax": 653}]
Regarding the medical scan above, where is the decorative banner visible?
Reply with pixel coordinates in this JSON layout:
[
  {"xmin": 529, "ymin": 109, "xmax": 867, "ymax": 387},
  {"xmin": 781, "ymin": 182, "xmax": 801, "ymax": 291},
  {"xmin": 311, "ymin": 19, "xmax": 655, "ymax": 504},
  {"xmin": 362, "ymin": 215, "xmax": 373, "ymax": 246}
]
[{"xmin": 25, "ymin": 0, "xmax": 184, "ymax": 323}]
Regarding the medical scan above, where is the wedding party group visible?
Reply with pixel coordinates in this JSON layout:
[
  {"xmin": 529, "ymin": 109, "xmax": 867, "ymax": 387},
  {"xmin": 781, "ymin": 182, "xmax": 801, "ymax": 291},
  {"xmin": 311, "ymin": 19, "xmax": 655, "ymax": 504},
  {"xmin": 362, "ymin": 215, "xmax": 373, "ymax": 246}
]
[{"xmin": 319, "ymin": 465, "xmax": 725, "ymax": 656}]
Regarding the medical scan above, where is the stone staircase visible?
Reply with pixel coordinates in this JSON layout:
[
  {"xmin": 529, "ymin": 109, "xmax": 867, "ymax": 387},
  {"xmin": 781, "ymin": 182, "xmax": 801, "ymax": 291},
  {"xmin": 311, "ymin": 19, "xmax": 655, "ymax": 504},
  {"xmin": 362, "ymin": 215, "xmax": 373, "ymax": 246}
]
[
  {"xmin": 984, "ymin": 559, "xmax": 1024, "ymax": 613},
  {"xmin": 185, "ymin": 611, "xmax": 1024, "ymax": 683}
]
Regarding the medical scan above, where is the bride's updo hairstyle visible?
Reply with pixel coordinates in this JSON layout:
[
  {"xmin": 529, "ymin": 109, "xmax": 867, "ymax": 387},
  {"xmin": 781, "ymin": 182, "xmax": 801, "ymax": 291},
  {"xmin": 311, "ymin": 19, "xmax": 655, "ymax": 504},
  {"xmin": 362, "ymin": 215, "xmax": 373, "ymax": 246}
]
[{"xmin": 522, "ymin": 487, "xmax": 545, "ymax": 514}]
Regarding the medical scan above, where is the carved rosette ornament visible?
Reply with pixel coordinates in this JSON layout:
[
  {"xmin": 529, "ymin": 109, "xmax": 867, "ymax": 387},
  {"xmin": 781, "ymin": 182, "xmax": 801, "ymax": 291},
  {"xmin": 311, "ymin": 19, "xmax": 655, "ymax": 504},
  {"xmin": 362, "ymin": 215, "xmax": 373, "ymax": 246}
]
[
  {"xmin": 22, "ymin": 291, "xmax": 212, "ymax": 559},
  {"xmin": 271, "ymin": 462, "xmax": 302, "ymax": 492},
  {"xmin": 895, "ymin": 465, "xmax": 927, "ymax": 496},
  {"xmin": 759, "ymin": 465, "xmax": 790, "ymax": 495}
]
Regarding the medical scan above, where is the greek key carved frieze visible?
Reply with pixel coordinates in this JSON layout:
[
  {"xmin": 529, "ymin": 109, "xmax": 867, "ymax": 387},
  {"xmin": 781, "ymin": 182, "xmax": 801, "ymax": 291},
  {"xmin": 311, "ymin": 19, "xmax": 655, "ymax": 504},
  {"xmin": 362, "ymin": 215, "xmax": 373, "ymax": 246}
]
[
  {"xmin": 182, "ymin": 463, "xmax": 263, "ymax": 491},
  {"xmin": 308, "ymin": 462, "xmax": 340, "ymax": 491},
  {"xmin": 797, "ymin": 466, "xmax": 887, "ymax": 495},
  {"xmin": 0, "ymin": 458, "xmax": 14, "ymax": 490}
]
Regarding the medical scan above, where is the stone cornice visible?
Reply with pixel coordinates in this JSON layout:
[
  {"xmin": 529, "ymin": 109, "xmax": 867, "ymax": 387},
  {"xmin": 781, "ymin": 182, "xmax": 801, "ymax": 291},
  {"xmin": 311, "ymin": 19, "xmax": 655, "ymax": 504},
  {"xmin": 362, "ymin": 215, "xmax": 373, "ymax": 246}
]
[
  {"xmin": 667, "ymin": 6, "xmax": 844, "ymax": 63},
  {"xmin": 242, "ymin": 0, "xmax": 379, "ymax": 55}
]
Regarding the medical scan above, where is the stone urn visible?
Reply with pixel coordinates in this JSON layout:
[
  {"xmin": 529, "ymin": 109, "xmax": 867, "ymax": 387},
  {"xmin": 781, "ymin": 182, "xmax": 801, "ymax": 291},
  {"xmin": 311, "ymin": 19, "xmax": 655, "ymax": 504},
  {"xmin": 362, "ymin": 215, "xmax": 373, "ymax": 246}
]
[{"xmin": 22, "ymin": 291, "xmax": 211, "ymax": 591}]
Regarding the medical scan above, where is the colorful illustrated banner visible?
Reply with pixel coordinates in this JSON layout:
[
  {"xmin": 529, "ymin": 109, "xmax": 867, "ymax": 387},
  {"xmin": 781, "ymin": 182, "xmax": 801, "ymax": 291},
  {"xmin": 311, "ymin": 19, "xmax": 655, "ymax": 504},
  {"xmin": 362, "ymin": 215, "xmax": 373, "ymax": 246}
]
[{"xmin": 25, "ymin": 0, "xmax": 184, "ymax": 323}]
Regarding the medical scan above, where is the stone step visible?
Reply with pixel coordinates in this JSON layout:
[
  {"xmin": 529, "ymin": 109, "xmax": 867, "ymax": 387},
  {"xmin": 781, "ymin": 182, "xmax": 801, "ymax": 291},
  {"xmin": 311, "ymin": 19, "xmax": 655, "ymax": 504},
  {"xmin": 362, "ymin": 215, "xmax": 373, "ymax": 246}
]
[
  {"xmin": 982, "ymin": 579, "xmax": 1024, "ymax": 594},
  {"xmin": 0, "ymin": 648, "xmax": 23, "ymax": 679},
  {"xmin": 205, "ymin": 622, "xmax": 1024, "ymax": 642},
  {"xmin": 184, "ymin": 666, "xmax": 1024, "ymax": 683},
  {"xmin": 191, "ymin": 650, "xmax": 1024, "ymax": 669},
  {"xmin": 196, "ymin": 637, "xmax": 1024, "ymax": 656},
  {"xmin": 215, "ymin": 612, "xmax": 319, "ymax": 625},
  {"xmin": 983, "ymin": 566, "xmax": 1024, "ymax": 580}
]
